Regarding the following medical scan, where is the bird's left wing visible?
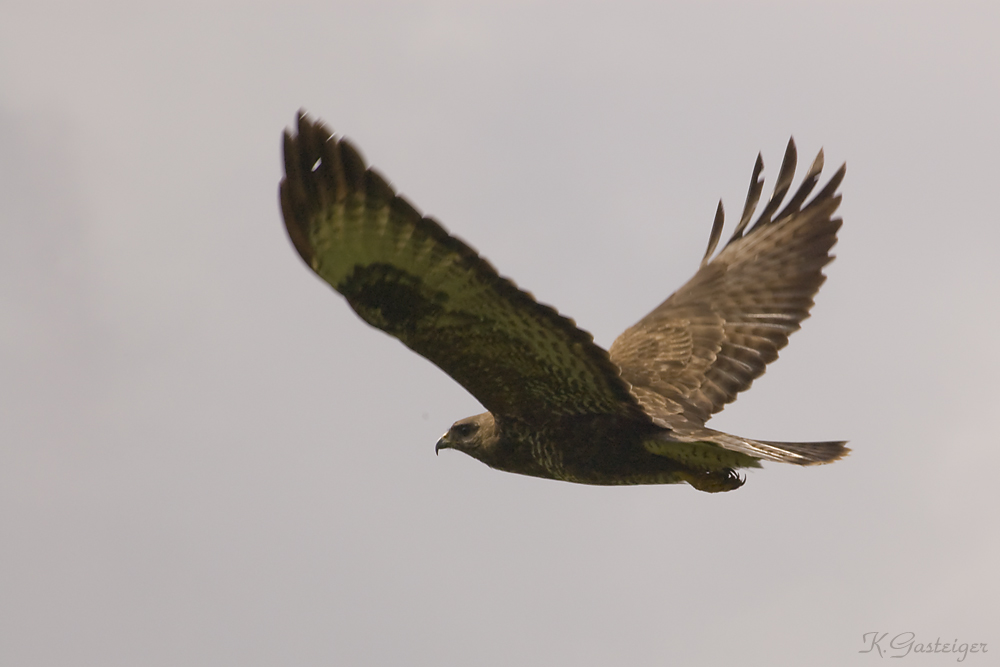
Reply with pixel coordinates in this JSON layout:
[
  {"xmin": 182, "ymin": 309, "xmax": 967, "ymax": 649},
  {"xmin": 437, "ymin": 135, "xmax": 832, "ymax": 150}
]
[
  {"xmin": 280, "ymin": 114, "xmax": 645, "ymax": 423},
  {"xmin": 609, "ymin": 140, "xmax": 845, "ymax": 427}
]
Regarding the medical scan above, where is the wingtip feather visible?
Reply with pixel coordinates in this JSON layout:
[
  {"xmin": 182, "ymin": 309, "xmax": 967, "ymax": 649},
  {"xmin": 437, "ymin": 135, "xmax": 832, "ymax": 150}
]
[{"xmin": 701, "ymin": 200, "xmax": 725, "ymax": 266}]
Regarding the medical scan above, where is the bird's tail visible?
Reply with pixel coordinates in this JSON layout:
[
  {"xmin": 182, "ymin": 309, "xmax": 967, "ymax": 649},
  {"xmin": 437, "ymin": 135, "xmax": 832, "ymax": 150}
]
[
  {"xmin": 646, "ymin": 427, "xmax": 849, "ymax": 467},
  {"xmin": 753, "ymin": 438, "xmax": 850, "ymax": 464},
  {"xmin": 696, "ymin": 429, "xmax": 849, "ymax": 465}
]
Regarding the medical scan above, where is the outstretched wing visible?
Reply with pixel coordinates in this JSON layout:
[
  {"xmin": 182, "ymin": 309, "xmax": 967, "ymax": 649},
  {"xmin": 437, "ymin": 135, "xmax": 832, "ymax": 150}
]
[
  {"xmin": 281, "ymin": 114, "xmax": 645, "ymax": 422},
  {"xmin": 608, "ymin": 140, "xmax": 845, "ymax": 427}
]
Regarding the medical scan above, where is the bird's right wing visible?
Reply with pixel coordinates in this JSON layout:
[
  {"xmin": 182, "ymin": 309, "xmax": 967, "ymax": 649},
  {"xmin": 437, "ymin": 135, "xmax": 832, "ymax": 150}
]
[
  {"xmin": 609, "ymin": 140, "xmax": 845, "ymax": 427},
  {"xmin": 281, "ymin": 114, "xmax": 646, "ymax": 423}
]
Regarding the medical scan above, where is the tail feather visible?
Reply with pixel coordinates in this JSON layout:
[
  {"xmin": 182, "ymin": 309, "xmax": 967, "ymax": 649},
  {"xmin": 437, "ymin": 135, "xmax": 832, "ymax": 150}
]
[
  {"xmin": 649, "ymin": 426, "xmax": 850, "ymax": 467},
  {"xmin": 755, "ymin": 438, "xmax": 850, "ymax": 465},
  {"xmin": 705, "ymin": 430, "xmax": 849, "ymax": 465}
]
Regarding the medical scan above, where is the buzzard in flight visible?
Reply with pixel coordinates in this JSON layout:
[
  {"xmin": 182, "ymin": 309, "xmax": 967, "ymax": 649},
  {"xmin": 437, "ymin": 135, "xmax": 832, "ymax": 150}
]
[{"xmin": 280, "ymin": 114, "xmax": 847, "ymax": 492}]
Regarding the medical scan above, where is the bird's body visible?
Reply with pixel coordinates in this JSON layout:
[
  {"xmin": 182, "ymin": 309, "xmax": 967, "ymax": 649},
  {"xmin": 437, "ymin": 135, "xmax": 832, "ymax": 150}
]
[
  {"xmin": 280, "ymin": 114, "xmax": 848, "ymax": 492},
  {"xmin": 442, "ymin": 413, "xmax": 756, "ymax": 492}
]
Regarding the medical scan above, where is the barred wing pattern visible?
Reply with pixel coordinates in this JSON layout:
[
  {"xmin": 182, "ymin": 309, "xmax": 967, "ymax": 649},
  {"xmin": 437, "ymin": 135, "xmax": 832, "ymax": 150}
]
[{"xmin": 609, "ymin": 140, "xmax": 845, "ymax": 429}]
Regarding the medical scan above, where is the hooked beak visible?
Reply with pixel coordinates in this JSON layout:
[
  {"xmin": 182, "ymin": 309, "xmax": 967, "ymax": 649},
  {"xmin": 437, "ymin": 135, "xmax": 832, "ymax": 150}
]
[{"xmin": 435, "ymin": 435, "xmax": 451, "ymax": 455}]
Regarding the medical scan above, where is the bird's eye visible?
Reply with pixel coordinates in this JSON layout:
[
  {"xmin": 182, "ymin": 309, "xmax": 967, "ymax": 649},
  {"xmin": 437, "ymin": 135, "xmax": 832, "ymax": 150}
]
[{"xmin": 454, "ymin": 423, "xmax": 479, "ymax": 438}]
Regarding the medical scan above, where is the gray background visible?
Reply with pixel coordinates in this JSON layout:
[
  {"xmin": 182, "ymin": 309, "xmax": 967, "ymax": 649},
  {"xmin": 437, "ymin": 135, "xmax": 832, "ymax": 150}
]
[{"xmin": 2, "ymin": 2, "xmax": 997, "ymax": 665}]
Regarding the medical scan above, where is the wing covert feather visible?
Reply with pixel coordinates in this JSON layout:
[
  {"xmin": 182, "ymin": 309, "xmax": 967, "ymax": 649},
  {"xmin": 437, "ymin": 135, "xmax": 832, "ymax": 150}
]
[{"xmin": 280, "ymin": 114, "xmax": 645, "ymax": 422}]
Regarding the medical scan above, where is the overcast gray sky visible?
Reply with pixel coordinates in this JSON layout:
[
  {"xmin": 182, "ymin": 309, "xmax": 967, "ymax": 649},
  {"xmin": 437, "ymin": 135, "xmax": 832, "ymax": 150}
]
[{"xmin": 2, "ymin": 2, "xmax": 998, "ymax": 665}]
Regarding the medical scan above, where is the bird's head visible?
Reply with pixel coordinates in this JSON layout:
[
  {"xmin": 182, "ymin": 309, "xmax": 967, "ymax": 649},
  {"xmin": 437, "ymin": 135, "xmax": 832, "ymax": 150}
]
[{"xmin": 436, "ymin": 412, "xmax": 500, "ymax": 464}]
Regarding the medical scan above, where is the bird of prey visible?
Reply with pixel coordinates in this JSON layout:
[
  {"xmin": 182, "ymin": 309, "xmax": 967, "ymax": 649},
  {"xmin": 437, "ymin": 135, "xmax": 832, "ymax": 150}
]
[{"xmin": 280, "ymin": 113, "xmax": 848, "ymax": 492}]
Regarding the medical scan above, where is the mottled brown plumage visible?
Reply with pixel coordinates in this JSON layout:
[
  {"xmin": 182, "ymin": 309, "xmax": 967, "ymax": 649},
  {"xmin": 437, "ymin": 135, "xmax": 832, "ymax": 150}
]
[{"xmin": 280, "ymin": 113, "xmax": 848, "ymax": 492}]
